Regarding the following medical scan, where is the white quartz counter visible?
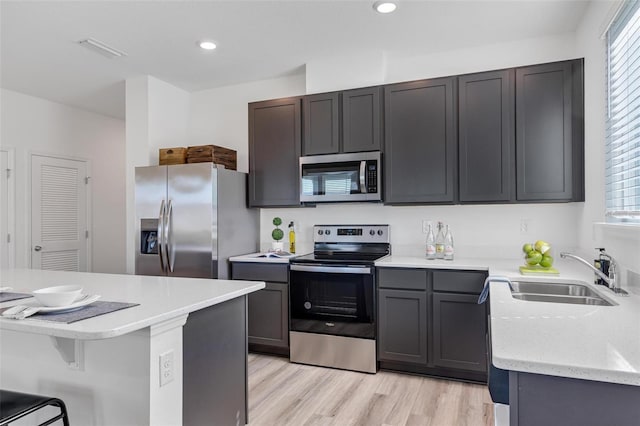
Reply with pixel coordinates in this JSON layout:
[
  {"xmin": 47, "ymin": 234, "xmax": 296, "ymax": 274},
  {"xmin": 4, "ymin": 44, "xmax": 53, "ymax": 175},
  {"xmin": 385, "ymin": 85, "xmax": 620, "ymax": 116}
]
[
  {"xmin": 229, "ymin": 252, "xmax": 307, "ymax": 264},
  {"xmin": 0, "ymin": 269, "xmax": 265, "ymax": 340},
  {"xmin": 375, "ymin": 256, "xmax": 640, "ymax": 386}
]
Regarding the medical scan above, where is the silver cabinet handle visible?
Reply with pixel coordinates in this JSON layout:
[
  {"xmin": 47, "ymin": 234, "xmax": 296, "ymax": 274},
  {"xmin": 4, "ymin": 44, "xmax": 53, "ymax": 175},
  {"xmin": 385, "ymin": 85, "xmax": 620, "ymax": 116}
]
[
  {"xmin": 158, "ymin": 200, "xmax": 167, "ymax": 272},
  {"xmin": 166, "ymin": 200, "xmax": 174, "ymax": 273},
  {"xmin": 34, "ymin": 245, "xmax": 42, "ymax": 252}
]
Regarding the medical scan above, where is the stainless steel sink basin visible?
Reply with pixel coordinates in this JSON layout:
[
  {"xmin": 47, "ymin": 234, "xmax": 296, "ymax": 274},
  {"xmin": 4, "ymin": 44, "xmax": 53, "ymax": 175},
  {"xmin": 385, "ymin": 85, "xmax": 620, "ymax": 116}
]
[{"xmin": 510, "ymin": 281, "xmax": 614, "ymax": 306}]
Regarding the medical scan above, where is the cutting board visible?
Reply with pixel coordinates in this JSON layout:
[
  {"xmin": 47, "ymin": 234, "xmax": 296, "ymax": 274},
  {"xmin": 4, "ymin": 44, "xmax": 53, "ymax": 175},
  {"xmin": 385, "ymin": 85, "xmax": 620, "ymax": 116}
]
[{"xmin": 519, "ymin": 265, "xmax": 559, "ymax": 275}]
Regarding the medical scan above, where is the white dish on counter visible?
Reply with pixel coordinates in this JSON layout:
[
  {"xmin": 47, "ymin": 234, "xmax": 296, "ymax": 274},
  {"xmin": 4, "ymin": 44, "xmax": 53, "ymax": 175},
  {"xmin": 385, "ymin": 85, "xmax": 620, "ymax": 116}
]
[
  {"xmin": 25, "ymin": 294, "xmax": 100, "ymax": 314},
  {"xmin": 33, "ymin": 285, "xmax": 83, "ymax": 307}
]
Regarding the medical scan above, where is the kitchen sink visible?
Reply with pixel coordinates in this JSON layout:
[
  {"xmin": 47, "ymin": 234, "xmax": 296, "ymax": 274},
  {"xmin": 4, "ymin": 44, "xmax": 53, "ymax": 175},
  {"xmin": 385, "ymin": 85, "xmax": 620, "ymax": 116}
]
[{"xmin": 510, "ymin": 281, "xmax": 614, "ymax": 306}]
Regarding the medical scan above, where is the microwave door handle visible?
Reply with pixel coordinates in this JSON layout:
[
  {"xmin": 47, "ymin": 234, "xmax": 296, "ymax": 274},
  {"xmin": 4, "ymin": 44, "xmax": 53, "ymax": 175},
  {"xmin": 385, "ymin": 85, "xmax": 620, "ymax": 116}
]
[{"xmin": 359, "ymin": 160, "xmax": 367, "ymax": 194}]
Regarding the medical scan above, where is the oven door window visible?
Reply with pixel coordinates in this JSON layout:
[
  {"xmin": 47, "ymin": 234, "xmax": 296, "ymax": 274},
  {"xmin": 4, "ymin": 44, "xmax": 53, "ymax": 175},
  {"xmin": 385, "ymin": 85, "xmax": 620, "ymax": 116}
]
[
  {"xmin": 290, "ymin": 268, "xmax": 375, "ymax": 339},
  {"xmin": 301, "ymin": 162, "xmax": 362, "ymax": 197}
]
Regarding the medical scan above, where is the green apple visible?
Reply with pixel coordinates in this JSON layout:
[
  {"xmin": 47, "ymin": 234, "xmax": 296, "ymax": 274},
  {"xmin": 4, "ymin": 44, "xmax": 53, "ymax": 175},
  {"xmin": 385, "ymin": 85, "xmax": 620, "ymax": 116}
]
[
  {"xmin": 540, "ymin": 255, "xmax": 554, "ymax": 268},
  {"xmin": 522, "ymin": 243, "xmax": 533, "ymax": 254},
  {"xmin": 525, "ymin": 251, "xmax": 543, "ymax": 266},
  {"xmin": 534, "ymin": 240, "xmax": 551, "ymax": 255}
]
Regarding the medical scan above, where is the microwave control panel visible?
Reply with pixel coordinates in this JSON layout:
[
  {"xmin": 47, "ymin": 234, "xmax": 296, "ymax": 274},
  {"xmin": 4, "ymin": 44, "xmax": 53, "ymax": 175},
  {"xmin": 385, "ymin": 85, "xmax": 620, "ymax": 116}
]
[{"xmin": 366, "ymin": 160, "xmax": 378, "ymax": 193}]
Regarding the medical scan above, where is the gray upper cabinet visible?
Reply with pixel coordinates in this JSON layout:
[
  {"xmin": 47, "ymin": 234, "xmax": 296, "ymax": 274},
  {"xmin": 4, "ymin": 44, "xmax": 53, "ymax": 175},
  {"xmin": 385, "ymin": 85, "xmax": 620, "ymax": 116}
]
[
  {"xmin": 342, "ymin": 87, "xmax": 382, "ymax": 153},
  {"xmin": 458, "ymin": 70, "xmax": 515, "ymax": 202},
  {"xmin": 384, "ymin": 77, "xmax": 457, "ymax": 204},
  {"xmin": 303, "ymin": 92, "xmax": 340, "ymax": 156},
  {"xmin": 515, "ymin": 59, "xmax": 584, "ymax": 202},
  {"xmin": 248, "ymin": 97, "xmax": 302, "ymax": 207}
]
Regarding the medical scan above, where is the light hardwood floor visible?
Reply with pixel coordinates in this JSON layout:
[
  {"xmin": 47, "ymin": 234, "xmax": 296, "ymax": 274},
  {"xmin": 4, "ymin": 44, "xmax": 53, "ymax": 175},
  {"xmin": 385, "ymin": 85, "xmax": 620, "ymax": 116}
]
[{"xmin": 248, "ymin": 354, "xmax": 495, "ymax": 426}]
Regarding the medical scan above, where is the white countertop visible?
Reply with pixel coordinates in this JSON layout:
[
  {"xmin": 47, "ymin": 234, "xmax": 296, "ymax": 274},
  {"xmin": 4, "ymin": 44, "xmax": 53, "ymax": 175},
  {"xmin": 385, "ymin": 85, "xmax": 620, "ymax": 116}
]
[
  {"xmin": 229, "ymin": 252, "xmax": 307, "ymax": 264},
  {"xmin": 0, "ymin": 269, "xmax": 265, "ymax": 340},
  {"xmin": 375, "ymin": 255, "xmax": 640, "ymax": 386}
]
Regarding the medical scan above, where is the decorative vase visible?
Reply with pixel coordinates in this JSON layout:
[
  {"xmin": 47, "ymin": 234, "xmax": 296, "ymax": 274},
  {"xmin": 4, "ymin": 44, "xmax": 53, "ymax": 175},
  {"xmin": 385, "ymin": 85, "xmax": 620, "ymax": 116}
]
[{"xmin": 271, "ymin": 241, "xmax": 284, "ymax": 252}]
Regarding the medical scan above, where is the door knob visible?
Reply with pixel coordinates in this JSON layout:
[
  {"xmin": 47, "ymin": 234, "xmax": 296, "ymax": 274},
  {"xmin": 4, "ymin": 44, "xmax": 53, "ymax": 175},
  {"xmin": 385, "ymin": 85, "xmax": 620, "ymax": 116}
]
[{"xmin": 34, "ymin": 245, "xmax": 42, "ymax": 252}]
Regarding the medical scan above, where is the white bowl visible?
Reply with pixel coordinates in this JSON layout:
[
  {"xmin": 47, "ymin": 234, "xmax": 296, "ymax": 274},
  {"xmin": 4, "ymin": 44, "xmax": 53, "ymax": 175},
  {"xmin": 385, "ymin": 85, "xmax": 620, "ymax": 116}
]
[{"xmin": 32, "ymin": 285, "xmax": 83, "ymax": 307}]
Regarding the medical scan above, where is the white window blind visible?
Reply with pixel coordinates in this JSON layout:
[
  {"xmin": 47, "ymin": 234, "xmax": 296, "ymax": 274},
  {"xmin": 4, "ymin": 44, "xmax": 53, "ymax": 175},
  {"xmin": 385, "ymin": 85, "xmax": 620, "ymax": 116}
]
[{"xmin": 606, "ymin": 0, "xmax": 640, "ymax": 222}]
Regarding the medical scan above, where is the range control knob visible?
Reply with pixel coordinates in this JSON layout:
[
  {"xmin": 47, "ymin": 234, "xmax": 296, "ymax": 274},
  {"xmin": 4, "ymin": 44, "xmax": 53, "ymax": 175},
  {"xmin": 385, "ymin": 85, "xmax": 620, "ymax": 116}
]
[
  {"xmin": 325, "ymin": 230, "xmax": 331, "ymax": 235},
  {"xmin": 369, "ymin": 230, "xmax": 376, "ymax": 236},
  {"xmin": 377, "ymin": 230, "xmax": 384, "ymax": 236},
  {"xmin": 317, "ymin": 230, "xmax": 324, "ymax": 235}
]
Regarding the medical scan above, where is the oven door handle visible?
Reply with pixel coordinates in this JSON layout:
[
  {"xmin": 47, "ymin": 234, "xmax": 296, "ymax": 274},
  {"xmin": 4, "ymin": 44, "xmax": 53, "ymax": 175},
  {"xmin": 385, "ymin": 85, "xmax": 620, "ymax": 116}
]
[{"xmin": 290, "ymin": 264, "xmax": 372, "ymax": 274}]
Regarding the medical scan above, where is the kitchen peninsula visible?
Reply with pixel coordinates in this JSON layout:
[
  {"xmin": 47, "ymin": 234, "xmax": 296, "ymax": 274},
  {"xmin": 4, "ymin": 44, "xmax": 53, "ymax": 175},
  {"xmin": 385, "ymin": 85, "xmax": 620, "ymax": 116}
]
[{"xmin": 0, "ymin": 269, "xmax": 264, "ymax": 425}]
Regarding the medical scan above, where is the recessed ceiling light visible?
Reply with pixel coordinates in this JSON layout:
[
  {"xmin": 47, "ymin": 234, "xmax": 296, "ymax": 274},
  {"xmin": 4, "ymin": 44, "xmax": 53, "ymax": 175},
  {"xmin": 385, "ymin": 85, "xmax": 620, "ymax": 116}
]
[
  {"xmin": 199, "ymin": 40, "xmax": 217, "ymax": 50},
  {"xmin": 373, "ymin": 1, "xmax": 397, "ymax": 14}
]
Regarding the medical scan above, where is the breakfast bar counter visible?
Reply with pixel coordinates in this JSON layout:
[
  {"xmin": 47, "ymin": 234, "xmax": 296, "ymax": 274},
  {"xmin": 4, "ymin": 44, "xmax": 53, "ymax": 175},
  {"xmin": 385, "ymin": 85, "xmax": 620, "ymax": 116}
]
[{"xmin": 0, "ymin": 268, "xmax": 265, "ymax": 425}]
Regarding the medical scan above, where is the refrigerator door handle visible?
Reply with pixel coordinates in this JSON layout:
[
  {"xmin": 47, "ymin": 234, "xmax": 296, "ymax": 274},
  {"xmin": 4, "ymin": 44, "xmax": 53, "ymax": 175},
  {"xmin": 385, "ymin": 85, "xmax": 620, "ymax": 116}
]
[
  {"xmin": 158, "ymin": 200, "xmax": 167, "ymax": 272},
  {"xmin": 166, "ymin": 199, "xmax": 175, "ymax": 273}
]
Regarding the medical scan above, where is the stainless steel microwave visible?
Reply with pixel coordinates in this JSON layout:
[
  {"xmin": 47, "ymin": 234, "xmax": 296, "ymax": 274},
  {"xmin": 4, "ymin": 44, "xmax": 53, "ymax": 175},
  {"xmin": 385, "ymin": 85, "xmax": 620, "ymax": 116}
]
[{"xmin": 299, "ymin": 151, "xmax": 382, "ymax": 203}]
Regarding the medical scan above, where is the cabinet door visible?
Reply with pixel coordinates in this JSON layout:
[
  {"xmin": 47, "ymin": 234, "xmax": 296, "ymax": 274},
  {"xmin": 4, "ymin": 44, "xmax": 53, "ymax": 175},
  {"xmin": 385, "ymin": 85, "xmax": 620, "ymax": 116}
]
[
  {"xmin": 458, "ymin": 70, "xmax": 514, "ymax": 202},
  {"xmin": 378, "ymin": 289, "xmax": 428, "ymax": 365},
  {"xmin": 516, "ymin": 61, "xmax": 581, "ymax": 201},
  {"xmin": 432, "ymin": 292, "xmax": 487, "ymax": 373},
  {"xmin": 249, "ymin": 97, "xmax": 301, "ymax": 207},
  {"xmin": 342, "ymin": 87, "xmax": 382, "ymax": 153},
  {"xmin": 248, "ymin": 282, "xmax": 289, "ymax": 348},
  {"xmin": 384, "ymin": 77, "xmax": 457, "ymax": 204},
  {"xmin": 303, "ymin": 92, "xmax": 340, "ymax": 155}
]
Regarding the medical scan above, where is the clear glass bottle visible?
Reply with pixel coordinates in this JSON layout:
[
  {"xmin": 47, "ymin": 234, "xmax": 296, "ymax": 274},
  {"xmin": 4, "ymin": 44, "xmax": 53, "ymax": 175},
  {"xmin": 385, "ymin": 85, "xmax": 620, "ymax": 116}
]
[
  {"xmin": 435, "ymin": 222, "xmax": 445, "ymax": 259},
  {"xmin": 426, "ymin": 224, "xmax": 436, "ymax": 259},
  {"xmin": 444, "ymin": 225, "xmax": 454, "ymax": 261}
]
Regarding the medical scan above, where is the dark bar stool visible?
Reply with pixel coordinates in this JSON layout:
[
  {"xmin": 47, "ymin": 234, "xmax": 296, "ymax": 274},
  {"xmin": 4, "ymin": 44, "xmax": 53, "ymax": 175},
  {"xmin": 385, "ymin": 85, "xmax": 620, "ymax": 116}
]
[{"xmin": 0, "ymin": 389, "xmax": 70, "ymax": 426}]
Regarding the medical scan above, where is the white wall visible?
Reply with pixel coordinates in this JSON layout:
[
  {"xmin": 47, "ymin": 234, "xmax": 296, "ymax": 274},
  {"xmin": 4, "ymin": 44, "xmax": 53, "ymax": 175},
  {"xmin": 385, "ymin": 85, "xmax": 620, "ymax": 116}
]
[
  {"xmin": 186, "ymin": 31, "xmax": 584, "ymax": 260},
  {"xmin": 125, "ymin": 76, "xmax": 191, "ymax": 273},
  {"xmin": 0, "ymin": 89, "xmax": 126, "ymax": 273},
  {"xmin": 574, "ymin": 1, "xmax": 640, "ymax": 286}
]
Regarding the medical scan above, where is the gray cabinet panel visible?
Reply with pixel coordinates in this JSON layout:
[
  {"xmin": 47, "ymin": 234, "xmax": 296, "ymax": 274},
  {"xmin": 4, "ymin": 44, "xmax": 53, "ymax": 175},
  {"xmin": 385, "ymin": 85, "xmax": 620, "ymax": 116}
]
[
  {"xmin": 384, "ymin": 77, "xmax": 457, "ymax": 204},
  {"xmin": 303, "ymin": 92, "xmax": 340, "ymax": 155},
  {"xmin": 516, "ymin": 61, "xmax": 575, "ymax": 201},
  {"xmin": 249, "ymin": 97, "xmax": 301, "ymax": 207},
  {"xmin": 458, "ymin": 70, "xmax": 514, "ymax": 202},
  {"xmin": 342, "ymin": 87, "xmax": 382, "ymax": 153},
  {"xmin": 432, "ymin": 270, "xmax": 486, "ymax": 294},
  {"xmin": 248, "ymin": 282, "xmax": 289, "ymax": 348},
  {"xmin": 232, "ymin": 262, "xmax": 288, "ymax": 283},
  {"xmin": 378, "ymin": 289, "xmax": 428, "ymax": 364},
  {"xmin": 432, "ymin": 292, "xmax": 487, "ymax": 372},
  {"xmin": 183, "ymin": 296, "xmax": 247, "ymax": 426},
  {"xmin": 378, "ymin": 267, "xmax": 427, "ymax": 290}
]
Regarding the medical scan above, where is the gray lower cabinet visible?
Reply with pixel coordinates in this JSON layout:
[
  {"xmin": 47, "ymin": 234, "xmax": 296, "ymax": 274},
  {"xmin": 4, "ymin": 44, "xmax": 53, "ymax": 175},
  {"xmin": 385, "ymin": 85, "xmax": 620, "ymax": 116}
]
[
  {"xmin": 515, "ymin": 59, "xmax": 584, "ymax": 202},
  {"xmin": 432, "ymin": 293, "xmax": 487, "ymax": 372},
  {"xmin": 248, "ymin": 97, "xmax": 302, "ymax": 207},
  {"xmin": 378, "ymin": 289, "xmax": 428, "ymax": 364},
  {"xmin": 231, "ymin": 262, "xmax": 289, "ymax": 356},
  {"xmin": 377, "ymin": 267, "xmax": 487, "ymax": 383},
  {"xmin": 384, "ymin": 77, "xmax": 457, "ymax": 204}
]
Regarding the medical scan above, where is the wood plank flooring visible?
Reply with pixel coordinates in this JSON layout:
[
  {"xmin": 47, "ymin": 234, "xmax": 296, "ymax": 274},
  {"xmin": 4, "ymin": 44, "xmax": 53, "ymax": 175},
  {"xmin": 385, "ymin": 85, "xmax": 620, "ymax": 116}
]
[{"xmin": 248, "ymin": 354, "xmax": 495, "ymax": 426}]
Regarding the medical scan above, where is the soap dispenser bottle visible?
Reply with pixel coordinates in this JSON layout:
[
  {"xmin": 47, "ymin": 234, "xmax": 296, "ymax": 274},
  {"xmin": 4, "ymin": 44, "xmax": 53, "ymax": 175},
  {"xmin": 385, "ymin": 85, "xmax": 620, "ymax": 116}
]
[{"xmin": 594, "ymin": 248, "xmax": 609, "ymax": 285}]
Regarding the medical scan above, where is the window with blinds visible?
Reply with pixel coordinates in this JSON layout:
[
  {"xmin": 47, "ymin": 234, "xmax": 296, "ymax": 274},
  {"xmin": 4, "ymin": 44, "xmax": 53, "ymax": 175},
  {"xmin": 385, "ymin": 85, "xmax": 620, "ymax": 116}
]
[{"xmin": 606, "ymin": 0, "xmax": 640, "ymax": 222}]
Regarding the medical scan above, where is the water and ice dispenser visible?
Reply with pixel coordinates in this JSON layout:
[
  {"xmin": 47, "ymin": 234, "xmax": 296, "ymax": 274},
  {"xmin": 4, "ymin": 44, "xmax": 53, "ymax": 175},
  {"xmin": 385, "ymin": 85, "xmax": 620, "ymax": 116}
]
[{"xmin": 140, "ymin": 219, "xmax": 159, "ymax": 255}]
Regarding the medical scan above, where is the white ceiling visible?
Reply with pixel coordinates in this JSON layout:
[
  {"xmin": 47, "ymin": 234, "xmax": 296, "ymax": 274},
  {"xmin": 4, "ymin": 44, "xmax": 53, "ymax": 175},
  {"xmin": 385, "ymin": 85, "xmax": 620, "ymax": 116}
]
[{"xmin": 1, "ymin": 1, "xmax": 590, "ymax": 120}]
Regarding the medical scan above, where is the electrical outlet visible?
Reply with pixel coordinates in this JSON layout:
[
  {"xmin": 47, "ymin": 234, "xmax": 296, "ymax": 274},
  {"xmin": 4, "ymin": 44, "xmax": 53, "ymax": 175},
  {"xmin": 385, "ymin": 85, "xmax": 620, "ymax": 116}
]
[
  {"xmin": 159, "ymin": 350, "xmax": 174, "ymax": 387},
  {"xmin": 422, "ymin": 220, "xmax": 432, "ymax": 234},
  {"xmin": 520, "ymin": 219, "xmax": 530, "ymax": 234}
]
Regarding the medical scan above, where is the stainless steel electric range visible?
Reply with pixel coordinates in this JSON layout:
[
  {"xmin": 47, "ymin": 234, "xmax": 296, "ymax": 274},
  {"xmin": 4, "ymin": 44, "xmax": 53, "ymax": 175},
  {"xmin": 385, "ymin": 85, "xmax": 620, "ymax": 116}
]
[{"xmin": 289, "ymin": 224, "xmax": 390, "ymax": 373}]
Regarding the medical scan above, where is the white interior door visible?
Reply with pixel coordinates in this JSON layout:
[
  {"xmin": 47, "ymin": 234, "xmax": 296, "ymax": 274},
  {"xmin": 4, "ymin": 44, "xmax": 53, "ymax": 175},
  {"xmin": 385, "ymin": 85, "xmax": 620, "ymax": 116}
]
[
  {"xmin": 31, "ymin": 155, "xmax": 88, "ymax": 271},
  {"xmin": 0, "ymin": 150, "xmax": 13, "ymax": 269}
]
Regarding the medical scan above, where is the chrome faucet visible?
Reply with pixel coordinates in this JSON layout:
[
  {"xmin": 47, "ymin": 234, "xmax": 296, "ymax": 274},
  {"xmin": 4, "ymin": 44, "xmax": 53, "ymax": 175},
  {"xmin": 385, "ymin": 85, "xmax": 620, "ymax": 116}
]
[{"xmin": 560, "ymin": 251, "xmax": 628, "ymax": 296}]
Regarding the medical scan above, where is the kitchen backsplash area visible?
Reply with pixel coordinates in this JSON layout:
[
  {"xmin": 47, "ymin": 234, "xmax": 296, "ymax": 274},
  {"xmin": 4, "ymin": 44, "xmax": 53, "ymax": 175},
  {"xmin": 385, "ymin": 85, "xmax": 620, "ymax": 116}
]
[{"xmin": 259, "ymin": 202, "xmax": 583, "ymax": 259}]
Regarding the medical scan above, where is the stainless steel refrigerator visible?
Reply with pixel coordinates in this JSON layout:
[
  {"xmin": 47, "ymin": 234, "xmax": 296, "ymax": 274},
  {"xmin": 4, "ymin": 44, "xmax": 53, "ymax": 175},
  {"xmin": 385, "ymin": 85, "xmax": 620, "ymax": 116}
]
[{"xmin": 135, "ymin": 163, "xmax": 258, "ymax": 279}]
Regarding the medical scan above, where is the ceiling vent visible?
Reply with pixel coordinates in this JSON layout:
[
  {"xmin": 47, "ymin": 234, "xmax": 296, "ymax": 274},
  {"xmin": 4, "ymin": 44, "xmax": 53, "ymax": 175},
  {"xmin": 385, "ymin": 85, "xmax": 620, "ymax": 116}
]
[{"xmin": 78, "ymin": 38, "xmax": 127, "ymax": 58}]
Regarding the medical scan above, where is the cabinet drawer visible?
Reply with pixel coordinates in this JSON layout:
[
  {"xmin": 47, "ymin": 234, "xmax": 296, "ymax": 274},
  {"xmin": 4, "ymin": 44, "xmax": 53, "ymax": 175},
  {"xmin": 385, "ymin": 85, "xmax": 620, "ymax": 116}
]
[
  {"xmin": 378, "ymin": 268, "xmax": 427, "ymax": 290},
  {"xmin": 432, "ymin": 270, "xmax": 487, "ymax": 294},
  {"xmin": 231, "ymin": 262, "xmax": 288, "ymax": 283}
]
